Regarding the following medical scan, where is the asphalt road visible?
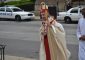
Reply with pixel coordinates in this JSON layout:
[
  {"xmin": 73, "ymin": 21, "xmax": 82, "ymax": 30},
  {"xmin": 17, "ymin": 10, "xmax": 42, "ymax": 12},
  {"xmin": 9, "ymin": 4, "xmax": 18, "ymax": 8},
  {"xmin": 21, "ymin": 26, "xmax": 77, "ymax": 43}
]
[{"xmin": 0, "ymin": 20, "xmax": 78, "ymax": 60}]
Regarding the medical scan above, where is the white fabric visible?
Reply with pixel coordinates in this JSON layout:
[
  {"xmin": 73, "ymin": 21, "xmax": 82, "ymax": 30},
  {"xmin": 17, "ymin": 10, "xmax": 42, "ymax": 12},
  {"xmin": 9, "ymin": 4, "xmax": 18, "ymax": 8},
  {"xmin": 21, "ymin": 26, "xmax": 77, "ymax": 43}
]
[
  {"xmin": 39, "ymin": 39, "xmax": 46, "ymax": 60},
  {"xmin": 40, "ymin": 19, "xmax": 71, "ymax": 60},
  {"xmin": 77, "ymin": 17, "xmax": 85, "ymax": 60},
  {"xmin": 50, "ymin": 22, "xmax": 71, "ymax": 60}
]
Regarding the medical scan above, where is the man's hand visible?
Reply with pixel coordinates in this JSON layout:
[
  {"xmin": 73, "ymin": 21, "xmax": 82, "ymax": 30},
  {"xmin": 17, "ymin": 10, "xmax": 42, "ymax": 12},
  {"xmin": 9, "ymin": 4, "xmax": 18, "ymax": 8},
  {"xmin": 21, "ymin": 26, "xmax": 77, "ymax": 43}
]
[{"xmin": 79, "ymin": 35, "xmax": 85, "ymax": 41}]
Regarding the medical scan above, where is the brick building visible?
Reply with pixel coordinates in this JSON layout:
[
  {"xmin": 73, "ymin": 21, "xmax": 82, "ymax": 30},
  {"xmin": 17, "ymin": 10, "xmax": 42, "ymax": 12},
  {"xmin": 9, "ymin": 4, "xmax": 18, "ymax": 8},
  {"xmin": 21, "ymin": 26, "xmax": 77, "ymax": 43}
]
[
  {"xmin": 4, "ymin": 0, "xmax": 85, "ymax": 11},
  {"xmin": 35, "ymin": 0, "xmax": 66, "ymax": 11},
  {"xmin": 35, "ymin": 0, "xmax": 85, "ymax": 11}
]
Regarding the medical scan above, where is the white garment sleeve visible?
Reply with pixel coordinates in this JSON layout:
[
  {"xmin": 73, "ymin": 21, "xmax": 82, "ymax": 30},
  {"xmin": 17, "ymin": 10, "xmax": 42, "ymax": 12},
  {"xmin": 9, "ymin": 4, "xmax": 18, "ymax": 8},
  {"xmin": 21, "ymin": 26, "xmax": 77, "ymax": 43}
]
[
  {"xmin": 54, "ymin": 22, "xmax": 65, "ymax": 32},
  {"xmin": 77, "ymin": 21, "xmax": 81, "ymax": 40}
]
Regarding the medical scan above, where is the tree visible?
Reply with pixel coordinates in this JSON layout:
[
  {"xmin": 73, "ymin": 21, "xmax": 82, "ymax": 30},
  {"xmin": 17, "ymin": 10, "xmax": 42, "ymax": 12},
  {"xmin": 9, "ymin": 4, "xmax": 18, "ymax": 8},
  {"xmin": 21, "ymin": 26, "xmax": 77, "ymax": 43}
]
[{"xmin": 0, "ymin": 0, "xmax": 6, "ymax": 6}]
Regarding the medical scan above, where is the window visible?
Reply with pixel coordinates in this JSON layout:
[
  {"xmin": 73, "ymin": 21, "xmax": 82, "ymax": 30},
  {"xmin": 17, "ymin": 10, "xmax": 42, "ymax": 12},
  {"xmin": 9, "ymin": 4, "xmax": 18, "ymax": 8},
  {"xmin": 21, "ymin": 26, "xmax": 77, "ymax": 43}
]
[
  {"xmin": 12, "ymin": 8, "xmax": 23, "ymax": 12},
  {"xmin": 70, "ymin": 9, "xmax": 78, "ymax": 13},
  {"xmin": 6, "ymin": 8, "xmax": 12, "ymax": 12},
  {"xmin": 0, "ymin": 8, "xmax": 5, "ymax": 12}
]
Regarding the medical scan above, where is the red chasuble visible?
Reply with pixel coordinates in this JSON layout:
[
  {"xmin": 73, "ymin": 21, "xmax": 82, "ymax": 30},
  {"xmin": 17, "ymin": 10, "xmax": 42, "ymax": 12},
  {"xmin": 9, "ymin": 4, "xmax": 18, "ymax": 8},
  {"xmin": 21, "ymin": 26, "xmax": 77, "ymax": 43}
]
[{"xmin": 44, "ymin": 35, "xmax": 51, "ymax": 60}]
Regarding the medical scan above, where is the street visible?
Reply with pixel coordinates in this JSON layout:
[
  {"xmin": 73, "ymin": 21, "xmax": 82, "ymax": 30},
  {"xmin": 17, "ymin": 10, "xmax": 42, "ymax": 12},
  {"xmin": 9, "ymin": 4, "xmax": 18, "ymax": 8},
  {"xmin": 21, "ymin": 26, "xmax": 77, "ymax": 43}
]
[{"xmin": 0, "ymin": 20, "xmax": 78, "ymax": 60}]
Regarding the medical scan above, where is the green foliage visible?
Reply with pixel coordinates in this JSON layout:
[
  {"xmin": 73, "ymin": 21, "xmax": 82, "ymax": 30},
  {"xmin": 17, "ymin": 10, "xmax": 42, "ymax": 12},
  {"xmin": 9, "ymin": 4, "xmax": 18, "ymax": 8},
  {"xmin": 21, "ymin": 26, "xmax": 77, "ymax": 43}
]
[
  {"xmin": 30, "ymin": 0, "xmax": 36, "ymax": 2},
  {"xmin": 20, "ymin": 0, "xmax": 36, "ymax": 2},
  {"xmin": 0, "ymin": 0, "xmax": 36, "ymax": 6},
  {"xmin": 0, "ymin": 0, "xmax": 36, "ymax": 11},
  {"xmin": 7, "ymin": 1, "xmax": 32, "ymax": 6}
]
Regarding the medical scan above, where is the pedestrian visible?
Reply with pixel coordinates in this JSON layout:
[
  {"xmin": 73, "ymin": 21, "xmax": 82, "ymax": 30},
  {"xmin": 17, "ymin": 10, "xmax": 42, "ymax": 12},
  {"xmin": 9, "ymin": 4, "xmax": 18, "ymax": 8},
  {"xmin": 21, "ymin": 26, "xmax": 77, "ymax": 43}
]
[
  {"xmin": 66, "ymin": 2, "xmax": 72, "ymax": 11},
  {"xmin": 39, "ymin": 2, "xmax": 48, "ymax": 20},
  {"xmin": 77, "ymin": 8, "xmax": 85, "ymax": 60},
  {"xmin": 39, "ymin": 2, "xmax": 50, "ymax": 60},
  {"xmin": 39, "ymin": 2, "xmax": 71, "ymax": 60}
]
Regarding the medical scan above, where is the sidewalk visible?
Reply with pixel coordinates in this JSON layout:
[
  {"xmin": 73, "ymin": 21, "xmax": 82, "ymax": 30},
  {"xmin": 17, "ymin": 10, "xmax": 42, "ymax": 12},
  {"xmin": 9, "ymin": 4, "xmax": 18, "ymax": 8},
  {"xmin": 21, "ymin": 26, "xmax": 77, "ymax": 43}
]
[
  {"xmin": 5, "ymin": 55, "xmax": 37, "ymax": 60},
  {"xmin": 35, "ymin": 16, "xmax": 40, "ymax": 20}
]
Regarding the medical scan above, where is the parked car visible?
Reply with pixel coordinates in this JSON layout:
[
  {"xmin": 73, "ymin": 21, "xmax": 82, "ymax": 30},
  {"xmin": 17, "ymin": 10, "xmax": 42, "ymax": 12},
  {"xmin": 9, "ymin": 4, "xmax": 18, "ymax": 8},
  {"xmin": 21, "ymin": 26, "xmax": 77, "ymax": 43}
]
[
  {"xmin": 0, "ymin": 6, "xmax": 35, "ymax": 21},
  {"xmin": 57, "ymin": 6, "xmax": 84, "ymax": 23}
]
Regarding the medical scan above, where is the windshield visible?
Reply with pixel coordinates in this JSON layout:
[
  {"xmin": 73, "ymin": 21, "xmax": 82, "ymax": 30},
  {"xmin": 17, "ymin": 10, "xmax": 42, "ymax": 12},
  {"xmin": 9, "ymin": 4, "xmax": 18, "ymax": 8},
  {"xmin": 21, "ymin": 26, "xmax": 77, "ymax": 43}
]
[{"xmin": 12, "ymin": 8, "xmax": 23, "ymax": 12}]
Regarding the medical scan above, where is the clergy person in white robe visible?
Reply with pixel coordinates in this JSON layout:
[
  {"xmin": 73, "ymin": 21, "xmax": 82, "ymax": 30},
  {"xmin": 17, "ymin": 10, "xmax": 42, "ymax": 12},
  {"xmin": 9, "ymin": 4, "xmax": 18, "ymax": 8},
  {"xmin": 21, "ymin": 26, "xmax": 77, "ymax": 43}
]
[
  {"xmin": 40, "ymin": 16, "xmax": 71, "ymax": 60},
  {"xmin": 40, "ymin": 6, "xmax": 71, "ymax": 60},
  {"xmin": 77, "ymin": 8, "xmax": 85, "ymax": 60}
]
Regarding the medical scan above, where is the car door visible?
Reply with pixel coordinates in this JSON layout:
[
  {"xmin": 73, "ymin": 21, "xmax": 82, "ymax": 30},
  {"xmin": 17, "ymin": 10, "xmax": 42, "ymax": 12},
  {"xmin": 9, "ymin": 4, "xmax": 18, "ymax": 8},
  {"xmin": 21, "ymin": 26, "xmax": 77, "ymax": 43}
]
[
  {"xmin": 69, "ymin": 8, "xmax": 79, "ymax": 21},
  {"xmin": 0, "ymin": 7, "xmax": 6, "ymax": 18},
  {"xmin": 5, "ymin": 8, "xmax": 13, "ymax": 19}
]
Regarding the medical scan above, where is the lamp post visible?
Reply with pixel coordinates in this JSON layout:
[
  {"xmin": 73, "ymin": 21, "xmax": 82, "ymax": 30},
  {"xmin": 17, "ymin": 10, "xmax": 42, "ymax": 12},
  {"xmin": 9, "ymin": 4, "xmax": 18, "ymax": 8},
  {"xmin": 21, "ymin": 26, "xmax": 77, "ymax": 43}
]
[
  {"xmin": 56, "ymin": 0, "xmax": 59, "ymax": 17},
  {"xmin": 79, "ymin": 0, "xmax": 80, "ymax": 6},
  {"xmin": 56, "ymin": 0, "xmax": 59, "ymax": 13}
]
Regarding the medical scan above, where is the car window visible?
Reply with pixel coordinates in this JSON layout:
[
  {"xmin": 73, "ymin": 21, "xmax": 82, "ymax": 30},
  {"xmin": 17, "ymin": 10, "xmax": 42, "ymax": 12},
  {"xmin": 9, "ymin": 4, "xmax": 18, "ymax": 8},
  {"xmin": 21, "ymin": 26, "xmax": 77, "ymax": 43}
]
[
  {"xmin": 6, "ymin": 8, "xmax": 12, "ymax": 12},
  {"xmin": 12, "ymin": 8, "xmax": 23, "ymax": 12},
  {"xmin": 0, "ymin": 8, "xmax": 5, "ymax": 12},
  {"xmin": 70, "ymin": 9, "xmax": 78, "ymax": 13}
]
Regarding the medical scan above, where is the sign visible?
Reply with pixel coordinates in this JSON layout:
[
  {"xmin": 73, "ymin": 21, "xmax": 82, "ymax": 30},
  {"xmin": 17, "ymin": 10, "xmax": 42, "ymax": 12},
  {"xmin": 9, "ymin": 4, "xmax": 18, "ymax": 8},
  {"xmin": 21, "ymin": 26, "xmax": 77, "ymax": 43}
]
[{"xmin": 0, "ymin": 13, "xmax": 12, "ymax": 16}]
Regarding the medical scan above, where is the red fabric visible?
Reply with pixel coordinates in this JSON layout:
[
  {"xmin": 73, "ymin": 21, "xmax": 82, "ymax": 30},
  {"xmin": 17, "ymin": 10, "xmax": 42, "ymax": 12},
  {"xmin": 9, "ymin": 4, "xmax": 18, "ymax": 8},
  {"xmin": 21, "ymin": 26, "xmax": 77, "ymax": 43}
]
[
  {"xmin": 40, "ymin": 5, "xmax": 51, "ymax": 60},
  {"xmin": 44, "ymin": 35, "xmax": 51, "ymax": 60},
  {"xmin": 40, "ymin": 6, "xmax": 48, "ymax": 20}
]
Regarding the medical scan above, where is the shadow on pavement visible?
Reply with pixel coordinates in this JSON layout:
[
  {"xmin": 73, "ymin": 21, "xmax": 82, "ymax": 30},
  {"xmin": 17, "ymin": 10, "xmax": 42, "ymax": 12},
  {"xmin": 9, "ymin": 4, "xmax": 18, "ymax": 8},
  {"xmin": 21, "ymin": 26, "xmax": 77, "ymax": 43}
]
[
  {"xmin": 58, "ymin": 20, "xmax": 78, "ymax": 24},
  {"xmin": 0, "ymin": 19, "xmax": 33, "ymax": 22},
  {"xmin": 67, "ymin": 44, "xmax": 78, "ymax": 60}
]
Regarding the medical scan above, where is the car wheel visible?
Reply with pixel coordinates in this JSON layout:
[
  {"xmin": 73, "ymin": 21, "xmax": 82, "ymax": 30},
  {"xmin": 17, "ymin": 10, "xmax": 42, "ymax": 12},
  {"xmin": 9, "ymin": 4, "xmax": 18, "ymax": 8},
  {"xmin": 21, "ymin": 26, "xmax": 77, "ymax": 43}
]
[
  {"xmin": 15, "ymin": 15, "xmax": 21, "ymax": 21},
  {"xmin": 64, "ymin": 17, "xmax": 72, "ymax": 23}
]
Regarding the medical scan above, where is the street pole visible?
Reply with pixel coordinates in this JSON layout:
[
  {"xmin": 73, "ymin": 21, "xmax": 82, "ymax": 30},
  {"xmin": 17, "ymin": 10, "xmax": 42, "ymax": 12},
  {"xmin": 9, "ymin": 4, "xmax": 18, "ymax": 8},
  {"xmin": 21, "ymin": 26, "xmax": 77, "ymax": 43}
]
[
  {"xmin": 79, "ymin": 0, "xmax": 80, "ymax": 6},
  {"xmin": 56, "ymin": 0, "xmax": 59, "ymax": 15}
]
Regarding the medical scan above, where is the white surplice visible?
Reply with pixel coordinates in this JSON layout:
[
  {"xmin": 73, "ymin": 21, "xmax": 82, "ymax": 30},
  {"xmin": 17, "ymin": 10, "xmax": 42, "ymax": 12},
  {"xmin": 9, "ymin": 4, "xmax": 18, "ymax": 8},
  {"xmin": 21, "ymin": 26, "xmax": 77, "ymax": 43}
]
[
  {"xmin": 40, "ymin": 17, "xmax": 71, "ymax": 60},
  {"xmin": 77, "ymin": 17, "xmax": 85, "ymax": 60}
]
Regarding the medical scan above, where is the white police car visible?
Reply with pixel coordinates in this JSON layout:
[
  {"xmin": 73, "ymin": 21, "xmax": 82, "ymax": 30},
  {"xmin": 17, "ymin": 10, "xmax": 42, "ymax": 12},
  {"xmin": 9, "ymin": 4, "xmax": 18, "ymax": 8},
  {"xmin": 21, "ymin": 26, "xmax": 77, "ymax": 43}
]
[
  {"xmin": 0, "ymin": 6, "xmax": 35, "ymax": 21},
  {"xmin": 57, "ymin": 6, "xmax": 84, "ymax": 23}
]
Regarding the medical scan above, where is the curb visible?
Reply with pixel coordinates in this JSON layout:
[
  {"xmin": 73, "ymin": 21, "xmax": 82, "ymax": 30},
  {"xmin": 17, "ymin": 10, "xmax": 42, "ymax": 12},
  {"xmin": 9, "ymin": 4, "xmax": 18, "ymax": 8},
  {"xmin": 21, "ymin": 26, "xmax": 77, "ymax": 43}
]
[
  {"xmin": 5, "ymin": 55, "xmax": 37, "ymax": 60},
  {"xmin": 35, "ymin": 16, "xmax": 40, "ymax": 20}
]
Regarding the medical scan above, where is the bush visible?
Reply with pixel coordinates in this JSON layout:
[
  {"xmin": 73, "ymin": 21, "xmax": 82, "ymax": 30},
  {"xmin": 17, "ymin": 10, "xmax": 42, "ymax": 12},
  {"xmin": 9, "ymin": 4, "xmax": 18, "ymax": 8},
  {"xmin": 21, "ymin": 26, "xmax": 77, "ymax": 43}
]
[
  {"xmin": 0, "ymin": 0, "xmax": 36, "ymax": 11},
  {"xmin": 19, "ymin": 4, "xmax": 35, "ymax": 11},
  {"xmin": 5, "ymin": 0, "xmax": 35, "ymax": 6}
]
